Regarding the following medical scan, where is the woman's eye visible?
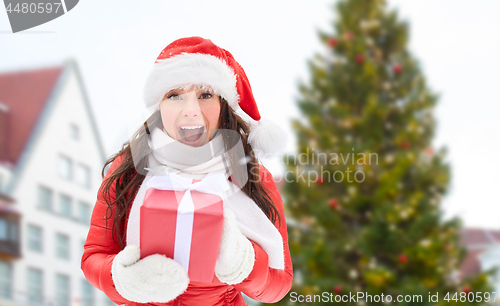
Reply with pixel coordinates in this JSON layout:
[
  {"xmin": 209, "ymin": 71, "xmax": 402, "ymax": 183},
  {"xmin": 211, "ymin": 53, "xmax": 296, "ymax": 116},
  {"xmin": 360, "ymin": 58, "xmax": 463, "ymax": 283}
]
[
  {"xmin": 200, "ymin": 93, "xmax": 212, "ymax": 99},
  {"xmin": 167, "ymin": 93, "xmax": 181, "ymax": 100}
]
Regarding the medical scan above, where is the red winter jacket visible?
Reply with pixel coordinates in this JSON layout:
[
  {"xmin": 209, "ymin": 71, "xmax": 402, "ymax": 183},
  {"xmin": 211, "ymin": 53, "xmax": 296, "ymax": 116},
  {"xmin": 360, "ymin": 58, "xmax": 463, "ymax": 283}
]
[{"xmin": 81, "ymin": 154, "xmax": 293, "ymax": 306}]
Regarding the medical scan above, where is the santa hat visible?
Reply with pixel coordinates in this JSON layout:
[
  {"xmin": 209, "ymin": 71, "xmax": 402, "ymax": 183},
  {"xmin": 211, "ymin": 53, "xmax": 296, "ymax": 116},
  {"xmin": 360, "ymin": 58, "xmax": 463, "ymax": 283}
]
[{"xmin": 143, "ymin": 36, "xmax": 286, "ymax": 155}]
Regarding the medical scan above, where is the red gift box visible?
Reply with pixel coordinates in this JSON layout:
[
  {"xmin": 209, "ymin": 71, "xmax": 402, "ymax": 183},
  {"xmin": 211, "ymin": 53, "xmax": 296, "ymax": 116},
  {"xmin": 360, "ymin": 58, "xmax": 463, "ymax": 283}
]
[{"xmin": 140, "ymin": 179, "xmax": 224, "ymax": 283}]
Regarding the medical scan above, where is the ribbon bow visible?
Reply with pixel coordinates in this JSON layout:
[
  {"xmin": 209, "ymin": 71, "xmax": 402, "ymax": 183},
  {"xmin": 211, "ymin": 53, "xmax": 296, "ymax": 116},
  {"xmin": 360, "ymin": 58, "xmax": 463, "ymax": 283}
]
[
  {"xmin": 146, "ymin": 171, "xmax": 229, "ymax": 191},
  {"xmin": 144, "ymin": 171, "xmax": 230, "ymax": 273}
]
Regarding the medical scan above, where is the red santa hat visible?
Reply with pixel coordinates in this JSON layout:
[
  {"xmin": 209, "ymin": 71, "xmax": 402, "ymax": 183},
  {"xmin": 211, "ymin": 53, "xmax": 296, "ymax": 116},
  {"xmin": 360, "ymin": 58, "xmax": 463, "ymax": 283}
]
[{"xmin": 143, "ymin": 36, "xmax": 286, "ymax": 155}]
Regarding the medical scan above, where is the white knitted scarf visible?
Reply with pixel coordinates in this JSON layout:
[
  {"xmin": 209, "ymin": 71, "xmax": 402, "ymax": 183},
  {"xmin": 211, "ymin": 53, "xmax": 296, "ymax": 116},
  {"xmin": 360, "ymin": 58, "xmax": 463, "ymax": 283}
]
[{"xmin": 126, "ymin": 126, "xmax": 285, "ymax": 270}]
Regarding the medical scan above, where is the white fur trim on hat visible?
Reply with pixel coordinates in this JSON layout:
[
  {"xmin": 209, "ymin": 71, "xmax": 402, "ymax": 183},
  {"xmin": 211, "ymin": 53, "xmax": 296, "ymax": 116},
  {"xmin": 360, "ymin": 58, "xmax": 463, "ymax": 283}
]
[
  {"xmin": 143, "ymin": 53, "xmax": 240, "ymax": 111},
  {"xmin": 248, "ymin": 119, "xmax": 288, "ymax": 155}
]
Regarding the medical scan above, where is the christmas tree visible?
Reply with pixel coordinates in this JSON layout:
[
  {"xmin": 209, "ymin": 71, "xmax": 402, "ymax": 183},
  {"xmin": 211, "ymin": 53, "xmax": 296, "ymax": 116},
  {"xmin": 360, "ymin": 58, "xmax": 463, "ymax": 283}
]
[{"xmin": 273, "ymin": 0, "xmax": 494, "ymax": 305}]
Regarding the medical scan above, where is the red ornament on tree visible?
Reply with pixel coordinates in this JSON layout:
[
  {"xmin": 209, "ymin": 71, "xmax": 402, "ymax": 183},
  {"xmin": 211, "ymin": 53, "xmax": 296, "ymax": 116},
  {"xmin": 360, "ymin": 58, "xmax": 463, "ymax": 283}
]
[
  {"xmin": 334, "ymin": 285, "xmax": 342, "ymax": 294},
  {"xmin": 345, "ymin": 31, "xmax": 354, "ymax": 40},
  {"xmin": 393, "ymin": 64, "xmax": 402, "ymax": 74},
  {"xmin": 426, "ymin": 147, "xmax": 434, "ymax": 155},
  {"xmin": 316, "ymin": 176, "xmax": 325, "ymax": 185},
  {"xmin": 462, "ymin": 286, "xmax": 471, "ymax": 294},
  {"xmin": 355, "ymin": 54, "xmax": 364, "ymax": 64},
  {"xmin": 401, "ymin": 141, "xmax": 410, "ymax": 149},
  {"xmin": 328, "ymin": 37, "xmax": 337, "ymax": 47},
  {"xmin": 328, "ymin": 198, "xmax": 339, "ymax": 209},
  {"xmin": 398, "ymin": 254, "xmax": 408, "ymax": 264}
]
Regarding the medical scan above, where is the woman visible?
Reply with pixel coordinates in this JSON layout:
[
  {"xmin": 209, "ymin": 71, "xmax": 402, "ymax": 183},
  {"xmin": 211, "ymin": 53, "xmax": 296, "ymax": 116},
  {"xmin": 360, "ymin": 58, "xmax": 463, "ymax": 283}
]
[{"xmin": 81, "ymin": 36, "xmax": 292, "ymax": 306}]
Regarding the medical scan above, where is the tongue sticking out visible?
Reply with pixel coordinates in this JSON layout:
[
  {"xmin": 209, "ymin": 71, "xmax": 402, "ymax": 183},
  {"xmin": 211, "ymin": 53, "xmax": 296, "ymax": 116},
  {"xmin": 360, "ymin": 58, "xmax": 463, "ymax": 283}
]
[{"xmin": 179, "ymin": 126, "xmax": 205, "ymax": 142}]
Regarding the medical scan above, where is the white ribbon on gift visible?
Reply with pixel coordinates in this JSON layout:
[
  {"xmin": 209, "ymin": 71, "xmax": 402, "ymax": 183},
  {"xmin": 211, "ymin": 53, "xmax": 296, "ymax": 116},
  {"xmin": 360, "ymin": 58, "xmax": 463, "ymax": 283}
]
[{"xmin": 145, "ymin": 171, "xmax": 230, "ymax": 274}]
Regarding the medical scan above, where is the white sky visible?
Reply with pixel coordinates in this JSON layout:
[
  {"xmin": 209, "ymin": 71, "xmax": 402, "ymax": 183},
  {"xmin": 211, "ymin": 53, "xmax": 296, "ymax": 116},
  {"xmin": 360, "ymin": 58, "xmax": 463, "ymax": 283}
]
[{"xmin": 0, "ymin": 0, "xmax": 499, "ymax": 229}]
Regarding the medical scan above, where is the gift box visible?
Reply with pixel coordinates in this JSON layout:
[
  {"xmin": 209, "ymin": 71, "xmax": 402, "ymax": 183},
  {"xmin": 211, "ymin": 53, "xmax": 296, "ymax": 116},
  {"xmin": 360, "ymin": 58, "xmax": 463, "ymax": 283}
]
[{"xmin": 140, "ymin": 175, "xmax": 225, "ymax": 283}]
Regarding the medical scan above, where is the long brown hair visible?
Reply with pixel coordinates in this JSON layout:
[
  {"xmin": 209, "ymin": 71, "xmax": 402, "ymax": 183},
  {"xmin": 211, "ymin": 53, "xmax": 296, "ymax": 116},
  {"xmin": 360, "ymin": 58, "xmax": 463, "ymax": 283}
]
[{"xmin": 100, "ymin": 96, "xmax": 282, "ymax": 248}]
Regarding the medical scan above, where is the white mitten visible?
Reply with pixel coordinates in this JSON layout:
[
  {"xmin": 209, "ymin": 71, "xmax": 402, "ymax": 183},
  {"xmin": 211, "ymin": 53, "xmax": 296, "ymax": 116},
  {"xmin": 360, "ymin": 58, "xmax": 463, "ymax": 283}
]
[
  {"xmin": 111, "ymin": 245, "xmax": 189, "ymax": 303},
  {"xmin": 215, "ymin": 207, "xmax": 255, "ymax": 285}
]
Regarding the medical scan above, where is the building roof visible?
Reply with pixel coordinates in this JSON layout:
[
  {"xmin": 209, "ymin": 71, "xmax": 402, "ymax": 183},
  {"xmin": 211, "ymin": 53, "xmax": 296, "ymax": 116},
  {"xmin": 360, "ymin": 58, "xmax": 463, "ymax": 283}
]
[
  {"xmin": 460, "ymin": 227, "xmax": 500, "ymax": 247},
  {"xmin": 0, "ymin": 59, "xmax": 107, "ymax": 195},
  {"xmin": 459, "ymin": 227, "xmax": 500, "ymax": 280},
  {"xmin": 0, "ymin": 66, "xmax": 63, "ymax": 166}
]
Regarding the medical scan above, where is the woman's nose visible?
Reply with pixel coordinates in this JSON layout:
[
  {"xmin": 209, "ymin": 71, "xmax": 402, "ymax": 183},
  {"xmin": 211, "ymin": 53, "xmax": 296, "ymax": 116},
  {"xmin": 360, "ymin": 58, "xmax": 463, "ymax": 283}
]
[{"xmin": 182, "ymin": 93, "xmax": 202, "ymax": 117}]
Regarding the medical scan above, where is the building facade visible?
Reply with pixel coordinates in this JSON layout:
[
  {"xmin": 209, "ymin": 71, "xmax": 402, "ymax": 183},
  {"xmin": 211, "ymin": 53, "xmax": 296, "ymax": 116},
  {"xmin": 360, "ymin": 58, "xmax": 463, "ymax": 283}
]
[
  {"xmin": 460, "ymin": 228, "xmax": 500, "ymax": 295},
  {"xmin": 0, "ymin": 60, "xmax": 115, "ymax": 306}
]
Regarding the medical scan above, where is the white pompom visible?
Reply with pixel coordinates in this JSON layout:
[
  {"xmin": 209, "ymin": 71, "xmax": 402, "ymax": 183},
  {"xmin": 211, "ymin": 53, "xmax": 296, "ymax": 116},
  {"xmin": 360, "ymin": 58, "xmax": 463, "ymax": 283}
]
[{"xmin": 247, "ymin": 119, "xmax": 287, "ymax": 156}]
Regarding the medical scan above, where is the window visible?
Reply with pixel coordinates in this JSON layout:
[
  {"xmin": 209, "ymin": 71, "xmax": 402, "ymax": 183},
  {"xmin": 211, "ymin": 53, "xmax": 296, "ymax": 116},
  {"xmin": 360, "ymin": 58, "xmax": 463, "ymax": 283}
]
[
  {"xmin": 70, "ymin": 124, "xmax": 79, "ymax": 141},
  {"xmin": 0, "ymin": 219, "xmax": 6, "ymax": 240},
  {"xmin": 0, "ymin": 218, "xmax": 19, "ymax": 243},
  {"xmin": 59, "ymin": 194, "xmax": 72, "ymax": 218},
  {"xmin": 55, "ymin": 233, "xmax": 70, "ymax": 260},
  {"xmin": 0, "ymin": 260, "xmax": 12, "ymax": 299},
  {"xmin": 37, "ymin": 185, "xmax": 53, "ymax": 211},
  {"xmin": 27, "ymin": 224, "xmax": 43, "ymax": 253},
  {"xmin": 76, "ymin": 164, "xmax": 91, "ymax": 189},
  {"xmin": 27, "ymin": 268, "xmax": 43, "ymax": 305},
  {"xmin": 78, "ymin": 201, "xmax": 91, "ymax": 224},
  {"xmin": 55, "ymin": 274, "xmax": 70, "ymax": 306},
  {"xmin": 81, "ymin": 279, "xmax": 94, "ymax": 306},
  {"xmin": 8, "ymin": 220, "xmax": 18, "ymax": 242},
  {"xmin": 58, "ymin": 155, "xmax": 73, "ymax": 181}
]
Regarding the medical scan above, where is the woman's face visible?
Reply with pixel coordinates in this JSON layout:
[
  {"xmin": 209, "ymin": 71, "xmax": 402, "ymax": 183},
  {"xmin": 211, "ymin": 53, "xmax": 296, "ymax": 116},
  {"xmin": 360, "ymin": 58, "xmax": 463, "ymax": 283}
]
[{"xmin": 159, "ymin": 86, "xmax": 220, "ymax": 147}]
